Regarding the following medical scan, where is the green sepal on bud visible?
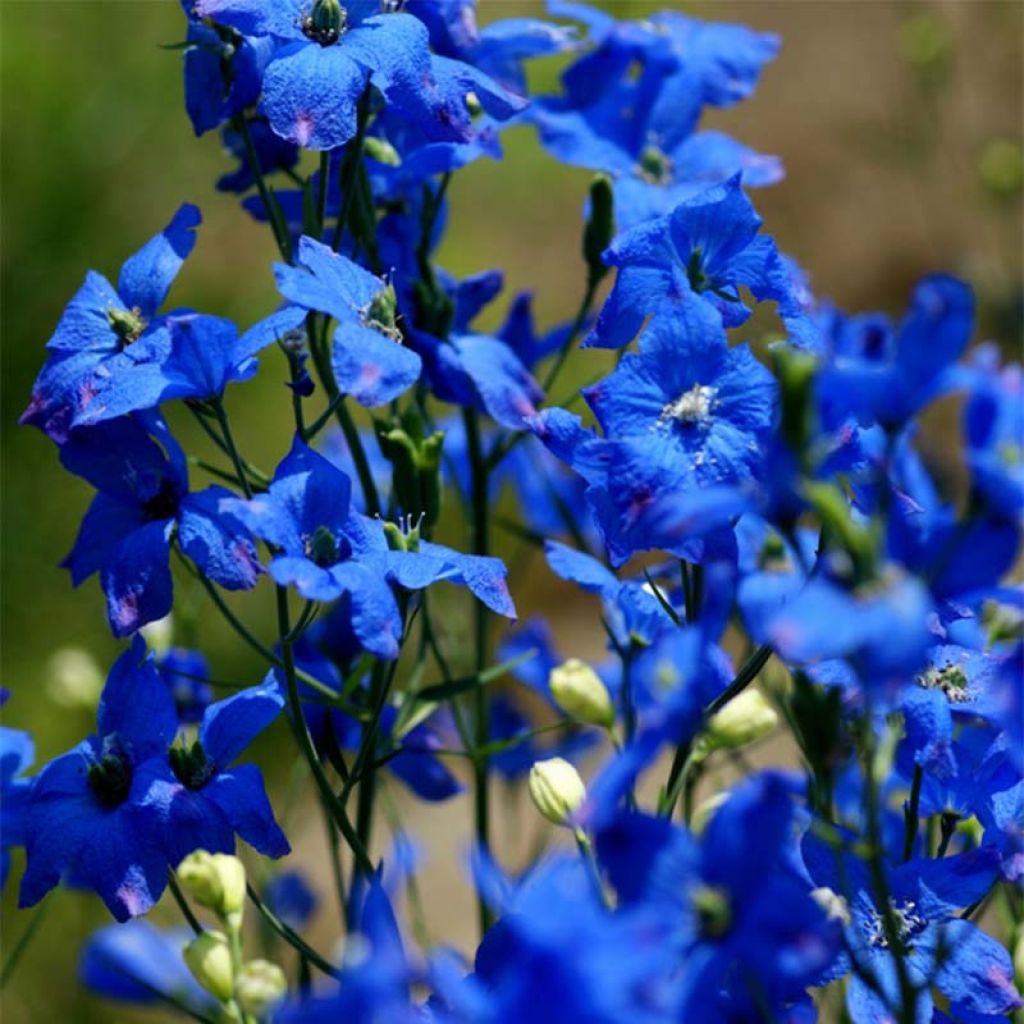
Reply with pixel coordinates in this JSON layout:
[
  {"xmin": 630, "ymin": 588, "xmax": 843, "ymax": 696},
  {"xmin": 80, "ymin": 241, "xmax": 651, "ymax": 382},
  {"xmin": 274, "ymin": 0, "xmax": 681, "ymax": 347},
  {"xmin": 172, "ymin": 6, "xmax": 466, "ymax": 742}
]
[
  {"xmin": 528, "ymin": 756, "xmax": 586, "ymax": 827},
  {"xmin": 771, "ymin": 344, "xmax": 818, "ymax": 461},
  {"xmin": 183, "ymin": 931, "xmax": 235, "ymax": 1003},
  {"xmin": 303, "ymin": 0, "xmax": 347, "ymax": 46},
  {"xmin": 364, "ymin": 284, "xmax": 401, "ymax": 341},
  {"xmin": 177, "ymin": 850, "xmax": 246, "ymax": 922},
  {"xmin": 582, "ymin": 174, "xmax": 614, "ymax": 289},
  {"xmin": 236, "ymin": 959, "xmax": 288, "ymax": 1017},
  {"xmin": 549, "ymin": 658, "xmax": 615, "ymax": 729},
  {"xmin": 376, "ymin": 406, "xmax": 445, "ymax": 533}
]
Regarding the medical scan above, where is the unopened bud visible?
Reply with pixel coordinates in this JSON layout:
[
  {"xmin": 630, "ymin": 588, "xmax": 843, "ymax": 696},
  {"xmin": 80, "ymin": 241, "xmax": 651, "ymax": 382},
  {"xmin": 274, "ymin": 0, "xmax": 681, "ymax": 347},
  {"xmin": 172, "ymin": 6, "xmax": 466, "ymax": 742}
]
[
  {"xmin": 236, "ymin": 959, "xmax": 288, "ymax": 1017},
  {"xmin": 549, "ymin": 659, "xmax": 614, "ymax": 728},
  {"xmin": 702, "ymin": 689, "xmax": 778, "ymax": 753},
  {"xmin": 528, "ymin": 757, "xmax": 586, "ymax": 826},
  {"xmin": 183, "ymin": 931, "xmax": 234, "ymax": 1003},
  {"xmin": 583, "ymin": 174, "xmax": 614, "ymax": 288},
  {"xmin": 177, "ymin": 851, "xmax": 246, "ymax": 921},
  {"xmin": 690, "ymin": 791, "xmax": 729, "ymax": 835},
  {"xmin": 140, "ymin": 613, "xmax": 174, "ymax": 656},
  {"xmin": 47, "ymin": 647, "xmax": 103, "ymax": 709},
  {"xmin": 363, "ymin": 136, "xmax": 401, "ymax": 167}
]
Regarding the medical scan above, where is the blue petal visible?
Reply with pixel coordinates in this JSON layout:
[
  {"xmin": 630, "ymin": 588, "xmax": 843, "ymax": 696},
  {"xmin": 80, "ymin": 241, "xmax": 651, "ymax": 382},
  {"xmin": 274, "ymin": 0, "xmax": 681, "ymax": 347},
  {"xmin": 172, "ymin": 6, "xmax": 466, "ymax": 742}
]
[
  {"xmin": 117, "ymin": 205, "xmax": 201, "ymax": 319},
  {"xmin": 276, "ymin": 236, "xmax": 384, "ymax": 322},
  {"xmin": 262, "ymin": 41, "xmax": 368, "ymax": 150},
  {"xmin": 178, "ymin": 487, "xmax": 263, "ymax": 591},
  {"xmin": 200, "ymin": 675, "xmax": 284, "ymax": 768},
  {"xmin": 101, "ymin": 520, "xmax": 175, "ymax": 638},
  {"xmin": 97, "ymin": 639, "xmax": 179, "ymax": 756},
  {"xmin": 331, "ymin": 322, "xmax": 422, "ymax": 406},
  {"xmin": 63, "ymin": 494, "xmax": 147, "ymax": 586},
  {"xmin": 45, "ymin": 271, "xmax": 122, "ymax": 353},
  {"xmin": 204, "ymin": 763, "xmax": 291, "ymax": 858},
  {"xmin": 328, "ymin": 562, "xmax": 403, "ymax": 660}
]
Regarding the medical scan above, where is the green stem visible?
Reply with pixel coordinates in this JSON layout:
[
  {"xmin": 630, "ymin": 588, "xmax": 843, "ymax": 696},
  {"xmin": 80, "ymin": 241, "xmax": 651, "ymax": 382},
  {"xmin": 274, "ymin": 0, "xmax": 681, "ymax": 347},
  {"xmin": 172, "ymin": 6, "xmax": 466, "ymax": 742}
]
[
  {"xmin": 541, "ymin": 276, "xmax": 599, "ymax": 395},
  {"xmin": 0, "ymin": 897, "xmax": 52, "ymax": 987},
  {"xmin": 463, "ymin": 407, "xmax": 493, "ymax": 938},
  {"xmin": 234, "ymin": 114, "xmax": 291, "ymax": 263},
  {"xmin": 902, "ymin": 765, "xmax": 923, "ymax": 861},
  {"xmin": 276, "ymin": 585, "xmax": 374, "ymax": 876},
  {"xmin": 246, "ymin": 883, "xmax": 340, "ymax": 979}
]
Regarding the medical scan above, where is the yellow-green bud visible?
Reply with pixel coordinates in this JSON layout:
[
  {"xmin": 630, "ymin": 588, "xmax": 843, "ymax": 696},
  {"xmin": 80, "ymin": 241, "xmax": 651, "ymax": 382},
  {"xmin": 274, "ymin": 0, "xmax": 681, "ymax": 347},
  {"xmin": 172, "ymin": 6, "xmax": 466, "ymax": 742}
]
[
  {"xmin": 702, "ymin": 689, "xmax": 778, "ymax": 753},
  {"xmin": 183, "ymin": 931, "xmax": 235, "ymax": 1003},
  {"xmin": 528, "ymin": 757, "xmax": 586, "ymax": 827},
  {"xmin": 689, "ymin": 791, "xmax": 729, "ymax": 835},
  {"xmin": 140, "ymin": 613, "xmax": 174, "ymax": 656},
  {"xmin": 47, "ymin": 647, "xmax": 103, "ymax": 709},
  {"xmin": 236, "ymin": 960, "xmax": 288, "ymax": 1017},
  {"xmin": 549, "ymin": 658, "xmax": 615, "ymax": 728},
  {"xmin": 363, "ymin": 136, "xmax": 401, "ymax": 167},
  {"xmin": 177, "ymin": 851, "xmax": 246, "ymax": 921}
]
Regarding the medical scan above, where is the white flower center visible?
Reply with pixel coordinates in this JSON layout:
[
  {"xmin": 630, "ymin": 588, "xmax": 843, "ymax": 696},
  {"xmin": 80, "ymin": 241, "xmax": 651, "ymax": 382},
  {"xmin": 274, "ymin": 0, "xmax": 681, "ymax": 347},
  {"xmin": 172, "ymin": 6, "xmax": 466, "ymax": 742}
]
[
  {"xmin": 864, "ymin": 899, "xmax": 926, "ymax": 949},
  {"xmin": 917, "ymin": 663, "xmax": 972, "ymax": 704},
  {"xmin": 661, "ymin": 383, "xmax": 717, "ymax": 426}
]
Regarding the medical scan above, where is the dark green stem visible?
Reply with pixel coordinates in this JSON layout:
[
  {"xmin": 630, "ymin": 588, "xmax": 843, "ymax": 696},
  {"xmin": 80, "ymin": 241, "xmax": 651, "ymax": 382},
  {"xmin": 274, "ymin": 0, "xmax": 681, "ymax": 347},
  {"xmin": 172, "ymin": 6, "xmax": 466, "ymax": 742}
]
[
  {"xmin": 246, "ymin": 883, "xmax": 341, "ymax": 979},
  {"xmin": 902, "ymin": 765, "xmax": 923, "ymax": 861},
  {"xmin": 0, "ymin": 897, "xmax": 52, "ymax": 987}
]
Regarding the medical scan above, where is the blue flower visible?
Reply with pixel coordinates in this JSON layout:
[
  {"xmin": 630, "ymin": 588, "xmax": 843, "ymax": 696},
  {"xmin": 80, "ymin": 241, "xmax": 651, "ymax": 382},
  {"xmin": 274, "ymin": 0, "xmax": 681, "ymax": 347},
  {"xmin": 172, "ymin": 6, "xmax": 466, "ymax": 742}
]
[
  {"xmin": 197, "ymin": 0, "xmax": 522, "ymax": 151},
  {"xmin": 140, "ymin": 674, "xmax": 289, "ymax": 866},
  {"xmin": 274, "ymin": 235, "xmax": 422, "ymax": 407},
  {"xmin": 217, "ymin": 116, "xmax": 300, "ymax": 193},
  {"xmin": 802, "ymin": 837, "xmax": 1021, "ymax": 1023},
  {"xmin": 589, "ymin": 175, "xmax": 796, "ymax": 347},
  {"xmin": 21, "ymin": 205, "xmax": 200, "ymax": 442},
  {"xmin": 0, "ymin": 720, "xmax": 34, "ymax": 888},
  {"xmin": 80, "ymin": 920, "xmax": 215, "ymax": 1015},
  {"xmin": 231, "ymin": 438, "xmax": 515, "ymax": 659},
  {"xmin": 815, "ymin": 275, "xmax": 975, "ymax": 429},
  {"xmin": 60, "ymin": 414, "xmax": 262, "ymax": 637},
  {"xmin": 265, "ymin": 869, "xmax": 319, "ymax": 929},
  {"xmin": 19, "ymin": 640, "xmax": 178, "ymax": 921},
  {"xmin": 583, "ymin": 310, "xmax": 777, "ymax": 484}
]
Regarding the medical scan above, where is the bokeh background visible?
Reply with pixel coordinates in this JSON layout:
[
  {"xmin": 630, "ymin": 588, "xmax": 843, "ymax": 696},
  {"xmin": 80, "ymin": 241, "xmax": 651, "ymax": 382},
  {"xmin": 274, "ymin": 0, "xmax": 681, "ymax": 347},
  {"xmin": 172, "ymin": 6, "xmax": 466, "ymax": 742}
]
[{"xmin": 1, "ymin": 2, "xmax": 1021, "ymax": 1020}]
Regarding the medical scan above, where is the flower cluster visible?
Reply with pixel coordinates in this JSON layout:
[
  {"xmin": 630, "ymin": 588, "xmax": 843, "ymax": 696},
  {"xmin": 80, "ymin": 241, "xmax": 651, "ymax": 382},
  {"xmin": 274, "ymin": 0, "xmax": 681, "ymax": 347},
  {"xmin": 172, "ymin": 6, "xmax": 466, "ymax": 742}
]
[{"xmin": 5, "ymin": 2, "xmax": 1022, "ymax": 1023}]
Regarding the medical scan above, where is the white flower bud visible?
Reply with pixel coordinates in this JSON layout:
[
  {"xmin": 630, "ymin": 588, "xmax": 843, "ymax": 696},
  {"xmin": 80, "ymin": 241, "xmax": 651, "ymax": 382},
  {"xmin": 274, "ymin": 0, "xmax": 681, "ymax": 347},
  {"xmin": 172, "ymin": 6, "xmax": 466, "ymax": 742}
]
[
  {"xmin": 236, "ymin": 959, "xmax": 287, "ymax": 1017},
  {"xmin": 528, "ymin": 757, "xmax": 586, "ymax": 827},
  {"xmin": 703, "ymin": 689, "xmax": 778, "ymax": 752},
  {"xmin": 549, "ymin": 659, "xmax": 615, "ymax": 728},
  {"xmin": 183, "ymin": 931, "xmax": 234, "ymax": 1003},
  {"xmin": 177, "ymin": 851, "xmax": 246, "ymax": 921}
]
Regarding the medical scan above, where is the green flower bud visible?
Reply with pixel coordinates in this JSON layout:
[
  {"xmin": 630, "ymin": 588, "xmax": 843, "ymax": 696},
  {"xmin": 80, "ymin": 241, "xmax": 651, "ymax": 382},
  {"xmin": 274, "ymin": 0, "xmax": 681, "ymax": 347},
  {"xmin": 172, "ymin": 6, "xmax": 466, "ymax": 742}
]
[
  {"xmin": 583, "ymin": 174, "xmax": 614, "ymax": 288},
  {"xmin": 47, "ymin": 647, "xmax": 103, "ymax": 709},
  {"xmin": 377, "ymin": 408, "xmax": 445, "ymax": 532},
  {"xmin": 549, "ymin": 658, "xmax": 615, "ymax": 728},
  {"xmin": 771, "ymin": 345, "xmax": 817, "ymax": 459},
  {"xmin": 140, "ymin": 613, "xmax": 174, "ymax": 656},
  {"xmin": 183, "ymin": 931, "xmax": 235, "ymax": 1003},
  {"xmin": 689, "ymin": 791, "xmax": 729, "ymax": 835},
  {"xmin": 106, "ymin": 305, "xmax": 145, "ymax": 345},
  {"xmin": 177, "ymin": 851, "xmax": 246, "ymax": 921},
  {"xmin": 302, "ymin": 0, "xmax": 347, "ymax": 46},
  {"xmin": 528, "ymin": 757, "xmax": 586, "ymax": 827},
  {"xmin": 236, "ymin": 959, "xmax": 288, "ymax": 1017},
  {"xmin": 363, "ymin": 136, "xmax": 401, "ymax": 167},
  {"xmin": 702, "ymin": 689, "xmax": 778, "ymax": 753}
]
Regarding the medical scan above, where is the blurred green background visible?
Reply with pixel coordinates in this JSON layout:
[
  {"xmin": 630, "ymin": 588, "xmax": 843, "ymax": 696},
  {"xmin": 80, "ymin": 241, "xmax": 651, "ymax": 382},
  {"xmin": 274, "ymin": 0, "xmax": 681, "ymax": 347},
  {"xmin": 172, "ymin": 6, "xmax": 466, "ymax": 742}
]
[{"xmin": 1, "ymin": 2, "xmax": 1021, "ymax": 1021}]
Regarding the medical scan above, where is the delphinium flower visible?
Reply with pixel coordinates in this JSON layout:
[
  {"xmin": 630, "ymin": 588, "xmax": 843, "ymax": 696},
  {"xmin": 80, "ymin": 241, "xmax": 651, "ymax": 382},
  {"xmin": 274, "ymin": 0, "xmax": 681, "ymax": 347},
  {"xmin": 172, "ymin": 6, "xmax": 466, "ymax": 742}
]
[
  {"xmin": 60, "ymin": 414, "xmax": 261, "ymax": 636},
  {"xmin": 589, "ymin": 174, "xmax": 798, "ymax": 346},
  {"xmin": 21, "ymin": 205, "xmax": 200, "ymax": 442},
  {"xmin": 19, "ymin": 640, "xmax": 178, "ymax": 920},
  {"xmin": 229, "ymin": 438, "xmax": 515, "ymax": 660},
  {"xmin": 534, "ymin": 3, "xmax": 782, "ymax": 227},
  {"xmin": 140, "ymin": 673, "xmax": 290, "ymax": 866},
  {"xmin": 195, "ymin": 0, "xmax": 523, "ymax": 151},
  {"xmin": 157, "ymin": 647, "xmax": 213, "ymax": 725},
  {"xmin": 802, "ymin": 834, "xmax": 1022, "ymax": 1022}
]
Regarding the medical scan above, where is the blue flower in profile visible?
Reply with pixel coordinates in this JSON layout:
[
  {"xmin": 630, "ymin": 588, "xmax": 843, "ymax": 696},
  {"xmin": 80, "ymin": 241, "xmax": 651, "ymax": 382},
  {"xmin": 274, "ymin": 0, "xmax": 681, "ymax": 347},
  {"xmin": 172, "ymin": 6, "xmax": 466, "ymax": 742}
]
[
  {"xmin": 583, "ymin": 310, "xmax": 777, "ymax": 484},
  {"xmin": 589, "ymin": 175, "xmax": 796, "ymax": 347},
  {"xmin": 274, "ymin": 235, "xmax": 422, "ymax": 407},
  {"xmin": 802, "ymin": 837, "xmax": 1021, "ymax": 1023},
  {"xmin": 961, "ymin": 343, "xmax": 1024, "ymax": 518},
  {"xmin": 60, "ymin": 414, "xmax": 262, "ymax": 637},
  {"xmin": 140, "ymin": 674, "xmax": 289, "ymax": 866},
  {"xmin": 266, "ymin": 870, "xmax": 318, "ymax": 930},
  {"xmin": 815, "ymin": 275, "xmax": 975, "ymax": 429},
  {"xmin": 197, "ymin": 0, "xmax": 522, "ymax": 151},
  {"xmin": 80, "ymin": 920, "xmax": 216, "ymax": 1016},
  {"xmin": 0, "ymin": 720, "xmax": 34, "ymax": 888},
  {"xmin": 21, "ymin": 205, "xmax": 200, "ymax": 442},
  {"xmin": 19, "ymin": 640, "xmax": 177, "ymax": 921}
]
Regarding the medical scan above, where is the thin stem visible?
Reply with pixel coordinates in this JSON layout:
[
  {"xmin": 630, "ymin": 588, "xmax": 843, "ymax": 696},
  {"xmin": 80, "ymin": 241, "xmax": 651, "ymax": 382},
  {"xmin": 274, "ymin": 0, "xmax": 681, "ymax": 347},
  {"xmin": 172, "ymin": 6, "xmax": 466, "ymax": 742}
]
[
  {"xmin": 902, "ymin": 765, "xmax": 923, "ymax": 862},
  {"xmin": 246, "ymin": 883, "xmax": 341, "ymax": 979},
  {"xmin": 574, "ymin": 829, "xmax": 611, "ymax": 909},
  {"xmin": 276, "ymin": 585, "xmax": 374, "ymax": 876},
  {"xmin": 167, "ymin": 872, "xmax": 203, "ymax": 935},
  {"xmin": 463, "ymin": 407, "xmax": 493, "ymax": 938},
  {"xmin": 0, "ymin": 897, "xmax": 52, "ymax": 986},
  {"xmin": 234, "ymin": 114, "xmax": 291, "ymax": 263},
  {"xmin": 540, "ymin": 276, "xmax": 599, "ymax": 395},
  {"xmin": 211, "ymin": 398, "xmax": 253, "ymax": 500}
]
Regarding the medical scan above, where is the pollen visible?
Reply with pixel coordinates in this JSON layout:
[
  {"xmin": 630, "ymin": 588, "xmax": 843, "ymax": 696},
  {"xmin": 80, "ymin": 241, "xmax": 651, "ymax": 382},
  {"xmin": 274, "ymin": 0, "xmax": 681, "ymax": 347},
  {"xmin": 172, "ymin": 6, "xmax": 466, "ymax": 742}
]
[{"xmin": 661, "ymin": 383, "xmax": 717, "ymax": 426}]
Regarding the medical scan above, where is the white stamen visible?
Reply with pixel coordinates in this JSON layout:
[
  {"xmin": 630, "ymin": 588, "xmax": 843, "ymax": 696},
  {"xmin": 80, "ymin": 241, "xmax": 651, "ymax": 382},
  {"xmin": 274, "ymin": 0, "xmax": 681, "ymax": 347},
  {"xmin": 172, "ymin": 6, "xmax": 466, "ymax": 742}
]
[{"xmin": 661, "ymin": 383, "xmax": 717, "ymax": 426}]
